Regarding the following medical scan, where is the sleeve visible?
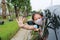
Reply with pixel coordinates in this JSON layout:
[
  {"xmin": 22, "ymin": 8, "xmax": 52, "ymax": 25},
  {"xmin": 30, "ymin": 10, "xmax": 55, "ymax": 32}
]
[
  {"xmin": 27, "ymin": 21, "xmax": 35, "ymax": 25},
  {"xmin": 27, "ymin": 21, "xmax": 39, "ymax": 28}
]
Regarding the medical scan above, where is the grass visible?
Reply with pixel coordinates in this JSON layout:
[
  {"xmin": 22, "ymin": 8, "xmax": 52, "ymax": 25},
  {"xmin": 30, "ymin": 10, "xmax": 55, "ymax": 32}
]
[
  {"xmin": 27, "ymin": 16, "xmax": 31, "ymax": 19},
  {"xmin": 0, "ymin": 16, "xmax": 31, "ymax": 40},
  {"xmin": 0, "ymin": 20, "xmax": 19, "ymax": 40}
]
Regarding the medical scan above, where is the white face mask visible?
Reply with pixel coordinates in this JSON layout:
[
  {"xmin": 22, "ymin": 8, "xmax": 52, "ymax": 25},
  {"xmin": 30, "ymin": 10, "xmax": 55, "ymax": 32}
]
[{"xmin": 34, "ymin": 18, "xmax": 43, "ymax": 25}]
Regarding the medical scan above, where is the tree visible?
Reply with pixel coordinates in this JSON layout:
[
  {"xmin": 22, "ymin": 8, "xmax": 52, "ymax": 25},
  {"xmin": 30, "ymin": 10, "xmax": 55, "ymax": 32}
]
[
  {"xmin": 9, "ymin": 0, "xmax": 23, "ymax": 18},
  {"xmin": 6, "ymin": 0, "xmax": 32, "ymax": 18},
  {"xmin": 22, "ymin": 0, "xmax": 32, "ymax": 17},
  {"xmin": 6, "ymin": 0, "xmax": 14, "ymax": 18},
  {"xmin": 1, "ymin": 0, "xmax": 6, "ymax": 19}
]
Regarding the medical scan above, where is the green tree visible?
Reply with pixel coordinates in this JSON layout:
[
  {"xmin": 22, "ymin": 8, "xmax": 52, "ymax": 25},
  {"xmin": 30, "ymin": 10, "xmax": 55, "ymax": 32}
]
[
  {"xmin": 6, "ymin": 0, "xmax": 31, "ymax": 18},
  {"xmin": 22, "ymin": 0, "xmax": 32, "ymax": 17},
  {"xmin": 6, "ymin": 0, "xmax": 14, "ymax": 18}
]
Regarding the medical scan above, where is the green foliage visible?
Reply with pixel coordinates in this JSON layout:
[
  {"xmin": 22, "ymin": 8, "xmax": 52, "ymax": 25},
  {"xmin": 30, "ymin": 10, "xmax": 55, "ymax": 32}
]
[
  {"xmin": 7, "ymin": 0, "xmax": 31, "ymax": 13},
  {"xmin": 6, "ymin": 0, "xmax": 14, "ymax": 11},
  {"xmin": 31, "ymin": 31, "xmax": 40, "ymax": 40}
]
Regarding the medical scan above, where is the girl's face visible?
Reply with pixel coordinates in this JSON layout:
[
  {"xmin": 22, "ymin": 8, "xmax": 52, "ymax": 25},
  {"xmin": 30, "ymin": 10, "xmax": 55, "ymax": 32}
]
[
  {"xmin": 33, "ymin": 14, "xmax": 43, "ymax": 25},
  {"xmin": 34, "ymin": 14, "xmax": 42, "ymax": 21}
]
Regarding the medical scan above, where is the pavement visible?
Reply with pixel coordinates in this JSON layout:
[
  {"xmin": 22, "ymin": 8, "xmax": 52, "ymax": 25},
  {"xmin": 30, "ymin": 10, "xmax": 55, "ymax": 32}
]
[{"xmin": 11, "ymin": 28, "xmax": 32, "ymax": 40}]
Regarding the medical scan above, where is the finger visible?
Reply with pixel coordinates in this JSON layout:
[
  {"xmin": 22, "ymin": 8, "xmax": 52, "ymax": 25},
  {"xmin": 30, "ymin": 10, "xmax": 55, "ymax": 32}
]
[
  {"xmin": 16, "ymin": 19, "xmax": 19, "ymax": 23},
  {"xmin": 18, "ymin": 17, "xmax": 23, "ymax": 23},
  {"xmin": 19, "ymin": 17, "xmax": 23, "ymax": 21},
  {"xmin": 22, "ymin": 17, "xmax": 26, "ymax": 21}
]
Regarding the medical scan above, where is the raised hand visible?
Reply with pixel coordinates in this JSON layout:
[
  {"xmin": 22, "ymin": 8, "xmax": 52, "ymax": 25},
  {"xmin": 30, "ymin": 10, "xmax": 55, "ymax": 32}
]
[{"xmin": 16, "ymin": 17, "xmax": 24, "ymax": 27}]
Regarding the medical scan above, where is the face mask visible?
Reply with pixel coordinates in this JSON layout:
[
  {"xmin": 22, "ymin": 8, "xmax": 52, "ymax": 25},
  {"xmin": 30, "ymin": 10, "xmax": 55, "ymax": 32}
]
[{"xmin": 34, "ymin": 18, "xmax": 43, "ymax": 25}]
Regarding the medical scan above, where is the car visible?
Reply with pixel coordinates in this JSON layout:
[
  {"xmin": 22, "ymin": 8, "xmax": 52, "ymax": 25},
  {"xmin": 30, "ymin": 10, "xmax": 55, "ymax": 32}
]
[{"xmin": 44, "ymin": 5, "xmax": 60, "ymax": 40}]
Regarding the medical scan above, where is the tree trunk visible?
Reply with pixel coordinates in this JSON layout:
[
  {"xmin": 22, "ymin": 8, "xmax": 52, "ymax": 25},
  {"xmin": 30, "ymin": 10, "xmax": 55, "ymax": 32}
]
[
  {"xmin": 24, "ymin": 10, "xmax": 28, "ymax": 17},
  {"xmin": 2, "ymin": 0, "xmax": 6, "ymax": 19},
  {"xmin": 26, "ymin": 12, "xmax": 28, "ymax": 17},
  {"xmin": 14, "ymin": 5, "xmax": 19, "ymax": 18},
  {"xmin": 8, "ymin": 10, "xmax": 11, "ymax": 19}
]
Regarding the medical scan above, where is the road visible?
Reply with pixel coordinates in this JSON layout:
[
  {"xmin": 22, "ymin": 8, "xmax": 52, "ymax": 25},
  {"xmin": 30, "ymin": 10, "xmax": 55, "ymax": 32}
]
[{"xmin": 47, "ymin": 27, "xmax": 60, "ymax": 40}]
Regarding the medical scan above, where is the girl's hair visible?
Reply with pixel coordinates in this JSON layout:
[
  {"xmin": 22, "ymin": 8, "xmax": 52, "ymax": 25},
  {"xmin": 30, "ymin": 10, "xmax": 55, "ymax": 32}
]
[{"xmin": 32, "ymin": 12, "xmax": 43, "ymax": 20}]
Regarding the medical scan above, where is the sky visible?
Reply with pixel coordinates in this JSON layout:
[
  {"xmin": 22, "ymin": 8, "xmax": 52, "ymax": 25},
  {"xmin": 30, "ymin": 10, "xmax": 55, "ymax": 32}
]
[
  {"xmin": 30, "ymin": 0, "xmax": 60, "ymax": 11},
  {"xmin": 0, "ymin": 0, "xmax": 60, "ymax": 11}
]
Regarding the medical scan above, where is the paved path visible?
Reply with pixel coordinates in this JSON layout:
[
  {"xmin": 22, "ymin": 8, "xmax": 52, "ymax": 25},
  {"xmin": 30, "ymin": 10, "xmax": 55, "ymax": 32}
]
[
  {"xmin": 11, "ymin": 29, "xmax": 32, "ymax": 40},
  {"xmin": 11, "ymin": 17, "xmax": 32, "ymax": 40}
]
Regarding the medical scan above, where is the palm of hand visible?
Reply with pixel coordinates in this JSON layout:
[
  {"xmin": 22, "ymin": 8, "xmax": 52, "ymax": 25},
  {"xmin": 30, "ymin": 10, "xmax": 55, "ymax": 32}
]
[{"xmin": 16, "ymin": 17, "xmax": 27, "ymax": 27}]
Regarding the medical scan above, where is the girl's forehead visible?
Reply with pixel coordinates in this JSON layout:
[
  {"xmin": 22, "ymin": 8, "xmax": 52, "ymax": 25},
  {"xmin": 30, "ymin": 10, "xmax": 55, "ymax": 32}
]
[
  {"xmin": 34, "ymin": 14, "xmax": 41, "ymax": 18},
  {"xmin": 34, "ymin": 14, "xmax": 41, "ymax": 20}
]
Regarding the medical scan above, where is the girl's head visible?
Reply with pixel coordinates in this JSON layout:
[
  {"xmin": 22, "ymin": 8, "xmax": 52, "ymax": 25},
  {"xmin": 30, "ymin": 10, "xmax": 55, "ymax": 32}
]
[
  {"xmin": 32, "ymin": 12, "xmax": 43, "ymax": 21},
  {"xmin": 32, "ymin": 12, "xmax": 43, "ymax": 25}
]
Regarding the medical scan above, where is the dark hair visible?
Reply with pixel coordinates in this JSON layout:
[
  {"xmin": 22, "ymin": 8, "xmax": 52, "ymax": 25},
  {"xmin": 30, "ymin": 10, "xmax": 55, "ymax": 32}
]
[{"xmin": 32, "ymin": 12, "xmax": 43, "ymax": 20}]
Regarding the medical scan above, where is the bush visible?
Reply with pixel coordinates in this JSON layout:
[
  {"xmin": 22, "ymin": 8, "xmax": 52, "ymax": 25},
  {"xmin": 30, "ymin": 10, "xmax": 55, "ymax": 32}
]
[
  {"xmin": 0, "ymin": 20, "xmax": 4, "ymax": 25},
  {"xmin": 0, "ymin": 20, "xmax": 19, "ymax": 40},
  {"xmin": 9, "ymin": 18, "xmax": 13, "ymax": 21},
  {"xmin": 0, "ymin": 16, "xmax": 2, "ymax": 19},
  {"xmin": 31, "ymin": 31, "xmax": 41, "ymax": 40}
]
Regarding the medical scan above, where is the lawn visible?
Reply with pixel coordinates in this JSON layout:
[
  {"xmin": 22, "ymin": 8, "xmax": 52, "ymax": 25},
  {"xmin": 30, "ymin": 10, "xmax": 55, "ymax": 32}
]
[
  {"xmin": 27, "ymin": 16, "xmax": 31, "ymax": 19},
  {"xmin": 0, "ymin": 20, "xmax": 19, "ymax": 40}
]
